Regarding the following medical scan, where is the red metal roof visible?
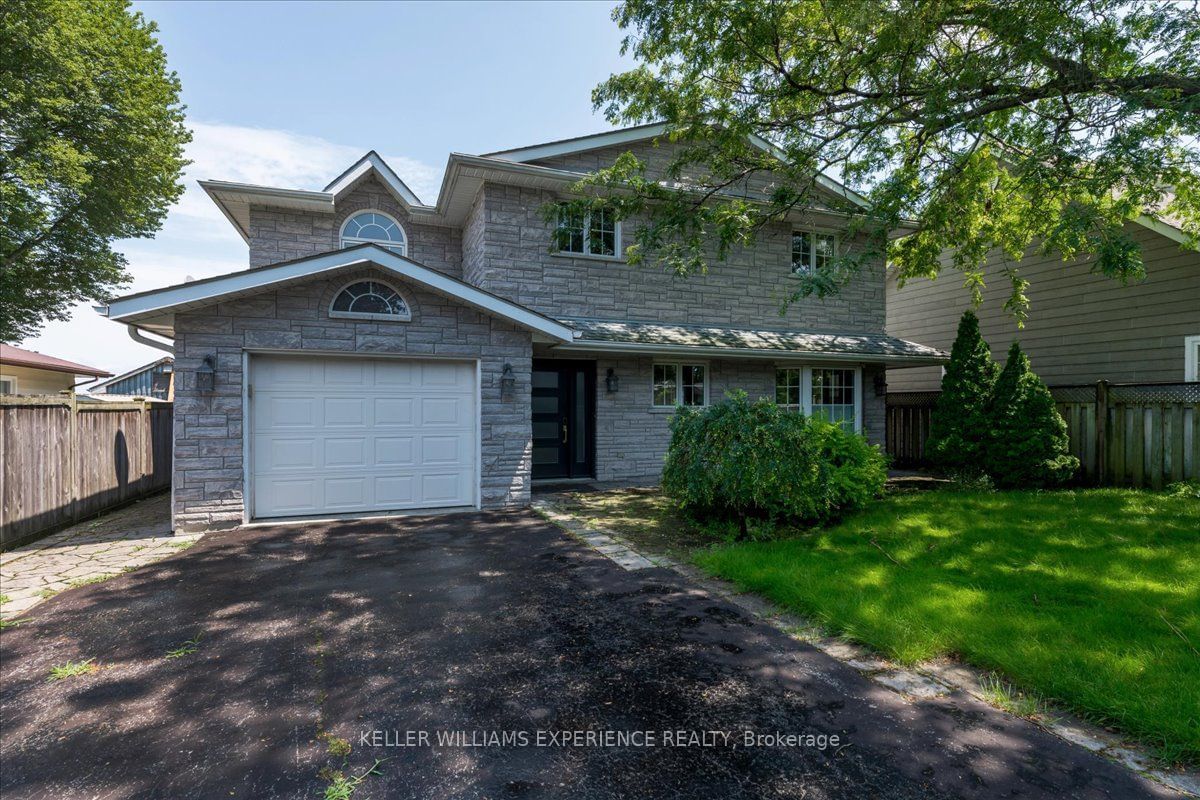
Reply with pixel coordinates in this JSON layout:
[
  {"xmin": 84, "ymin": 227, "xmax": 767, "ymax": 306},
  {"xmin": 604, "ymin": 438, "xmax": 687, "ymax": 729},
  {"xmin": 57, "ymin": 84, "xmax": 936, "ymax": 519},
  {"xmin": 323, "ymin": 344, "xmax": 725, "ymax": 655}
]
[{"xmin": 0, "ymin": 344, "xmax": 112, "ymax": 377}]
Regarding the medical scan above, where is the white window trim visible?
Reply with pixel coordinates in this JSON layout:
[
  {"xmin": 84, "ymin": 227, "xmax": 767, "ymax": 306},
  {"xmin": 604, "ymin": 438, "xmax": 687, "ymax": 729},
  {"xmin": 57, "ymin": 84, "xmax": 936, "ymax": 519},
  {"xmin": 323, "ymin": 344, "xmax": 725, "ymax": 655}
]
[
  {"xmin": 553, "ymin": 203, "xmax": 623, "ymax": 261},
  {"xmin": 790, "ymin": 229, "xmax": 839, "ymax": 276},
  {"xmin": 651, "ymin": 361, "xmax": 710, "ymax": 410},
  {"xmin": 339, "ymin": 208, "xmax": 408, "ymax": 256},
  {"xmin": 328, "ymin": 278, "xmax": 413, "ymax": 323},
  {"xmin": 0, "ymin": 376, "xmax": 16, "ymax": 394},
  {"xmin": 774, "ymin": 364, "xmax": 863, "ymax": 433},
  {"xmin": 1186, "ymin": 335, "xmax": 1200, "ymax": 381}
]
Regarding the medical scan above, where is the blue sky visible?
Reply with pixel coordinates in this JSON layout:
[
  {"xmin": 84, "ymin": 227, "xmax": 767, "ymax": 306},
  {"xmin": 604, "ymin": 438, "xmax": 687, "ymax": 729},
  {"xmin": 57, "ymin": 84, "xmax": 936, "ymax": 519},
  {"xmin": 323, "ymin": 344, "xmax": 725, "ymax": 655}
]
[{"xmin": 24, "ymin": 1, "xmax": 632, "ymax": 378}]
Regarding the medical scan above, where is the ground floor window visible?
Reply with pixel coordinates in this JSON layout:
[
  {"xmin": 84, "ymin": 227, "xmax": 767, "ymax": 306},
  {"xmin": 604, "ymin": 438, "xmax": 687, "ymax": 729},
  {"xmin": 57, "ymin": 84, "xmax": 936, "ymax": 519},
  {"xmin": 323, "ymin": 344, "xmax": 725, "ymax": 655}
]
[
  {"xmin": 653, "ymin": 363, "xmax": 707, "ymax": 408},
  {"xmin": 1186, "ymin": 335, "xmax": 1200, "ymax": 381},
  {"xmin": 774, "ymin": 366, "xmax": 861, "ymax": 431}
]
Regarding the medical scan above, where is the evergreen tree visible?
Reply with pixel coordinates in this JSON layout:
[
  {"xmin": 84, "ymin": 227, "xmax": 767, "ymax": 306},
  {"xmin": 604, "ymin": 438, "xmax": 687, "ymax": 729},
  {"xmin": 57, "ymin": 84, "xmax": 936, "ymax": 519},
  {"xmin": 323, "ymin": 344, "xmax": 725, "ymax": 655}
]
[
  {"xmin": 927, "ymin": 310, "xmax": 999, "ymax": 474},
  {"xmin": 985, "ymin": 342, "xmax": 1080, "ymax": 488}
]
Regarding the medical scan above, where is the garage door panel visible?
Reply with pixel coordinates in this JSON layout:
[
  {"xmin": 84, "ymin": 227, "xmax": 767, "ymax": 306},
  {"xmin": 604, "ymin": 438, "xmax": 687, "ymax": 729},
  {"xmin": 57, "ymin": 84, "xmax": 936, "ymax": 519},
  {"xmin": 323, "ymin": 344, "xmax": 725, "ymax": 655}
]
[
  {"xmin": 256, "ymin": 396, "xmax": 316, "ymax": 429},
  {"xmin": 375, "ymin": 436, "xmax": 415, "ymax": 466},
  {"xmin": 421, "ymin": 397, "xmax": 469, "ymax": 425},
  {"xmin": 324, "ymin": 476, "xmax": 368, "ymax": 509},
  {"xmin": 374, "ymin": 397, "xmax": 415, "ymax": 426},
  {"xmin": 251, "ymin": 356, "xmax": 477, "ymax": 519},
  {"xmin": 254, "ymin": 436, "xmax": 317, "ymax": 472},
  {"xmin": 420, "ymin": 470, "xmax": 473, "ymax": 502},
  {"xmin": 324, "ymin": 437, "xmax": 367, "ymax": 468},
  {"xmin": 323, "ymin": 397, "xmax": 366, "ymax": 427},
  {"xmin": 375, "ymin": 475, "xmax": 416, "ymax": 505}
]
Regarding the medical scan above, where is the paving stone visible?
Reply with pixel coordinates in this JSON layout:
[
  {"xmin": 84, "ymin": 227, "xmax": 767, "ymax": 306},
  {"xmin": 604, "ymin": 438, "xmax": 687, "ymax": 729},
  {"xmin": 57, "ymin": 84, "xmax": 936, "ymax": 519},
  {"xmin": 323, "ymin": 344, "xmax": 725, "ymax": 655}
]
[
  {"xmin": 1148, "ymin": 769, "xmax": 1200, "ymax": 797},
  {"xmin": 610, "ymin": 552, "xmax": 655, "ymax": 571},
  {"xmin": 873, "ymin": 670, "xmax": 951, "ymax": 699}
]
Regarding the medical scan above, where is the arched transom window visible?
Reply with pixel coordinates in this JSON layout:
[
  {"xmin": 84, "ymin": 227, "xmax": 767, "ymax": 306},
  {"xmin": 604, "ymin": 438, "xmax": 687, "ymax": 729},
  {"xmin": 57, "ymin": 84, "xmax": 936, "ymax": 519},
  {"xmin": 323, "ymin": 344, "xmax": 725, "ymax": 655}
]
[
  {"xmin": 329, "ymin": 280, "xmax": 412, "ymax": 321},
  {"xmin": 339, "ymin": 211, "xmax": 407, "ymax": 255}
]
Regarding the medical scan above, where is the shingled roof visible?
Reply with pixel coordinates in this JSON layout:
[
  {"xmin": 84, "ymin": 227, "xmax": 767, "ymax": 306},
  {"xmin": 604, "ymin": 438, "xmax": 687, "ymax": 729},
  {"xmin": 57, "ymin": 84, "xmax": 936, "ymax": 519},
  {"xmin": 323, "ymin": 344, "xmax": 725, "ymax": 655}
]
[
  {"xmin": 0, "ymin": 344, "xmax": 111, "ymax": 377},
  {"xmin": 558, "ymin": 318, "xmax": 946, "ymax": 364}
]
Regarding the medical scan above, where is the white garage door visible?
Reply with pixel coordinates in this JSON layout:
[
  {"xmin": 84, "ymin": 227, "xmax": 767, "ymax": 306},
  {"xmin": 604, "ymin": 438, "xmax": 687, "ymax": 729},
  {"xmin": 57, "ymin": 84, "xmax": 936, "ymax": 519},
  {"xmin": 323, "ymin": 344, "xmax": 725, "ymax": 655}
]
[{"xmin": 250, "ymin": 355, "xmax": 477, "ymax": 519}]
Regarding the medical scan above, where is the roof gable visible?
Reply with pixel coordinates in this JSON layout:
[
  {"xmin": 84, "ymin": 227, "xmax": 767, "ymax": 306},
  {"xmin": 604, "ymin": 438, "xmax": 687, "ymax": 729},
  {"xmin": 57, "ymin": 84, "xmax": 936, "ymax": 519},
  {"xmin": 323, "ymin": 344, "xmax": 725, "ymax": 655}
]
[
  {"xmin": 324, "ymin": 151, "xmax": 427, "ymax": 209},
  {"xmin": 483, "ymin": 122, "xmax": 869, "ymax": 209}
]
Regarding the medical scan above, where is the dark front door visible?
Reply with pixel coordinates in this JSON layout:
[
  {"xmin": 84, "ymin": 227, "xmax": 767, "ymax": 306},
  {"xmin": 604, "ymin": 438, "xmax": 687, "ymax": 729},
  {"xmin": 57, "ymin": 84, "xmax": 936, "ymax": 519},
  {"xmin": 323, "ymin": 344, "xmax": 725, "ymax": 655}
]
[{"xmin": 531, "ymin": 360, "xmax": 595, "ymax": 480}]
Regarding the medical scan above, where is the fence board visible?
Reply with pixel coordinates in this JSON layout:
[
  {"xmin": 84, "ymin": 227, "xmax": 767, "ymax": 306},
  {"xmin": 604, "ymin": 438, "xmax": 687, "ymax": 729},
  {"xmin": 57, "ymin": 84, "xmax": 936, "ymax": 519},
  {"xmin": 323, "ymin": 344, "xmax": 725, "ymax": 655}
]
[
  {"xmin": 0, "ymin": 397, "xmax": 172, "ymax": 549},
  {"xmin": 886, "ymin": 381, "xmax": 1199, "ymax": 488}
]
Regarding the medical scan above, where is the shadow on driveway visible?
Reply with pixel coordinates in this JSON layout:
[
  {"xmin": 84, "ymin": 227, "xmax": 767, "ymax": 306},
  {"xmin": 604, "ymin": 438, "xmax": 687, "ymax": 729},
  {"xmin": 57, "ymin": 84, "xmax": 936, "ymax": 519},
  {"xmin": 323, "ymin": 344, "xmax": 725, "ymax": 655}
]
[{"xmin": 0, "ymin": 511, "xmax": 1173, "ymax": 799}]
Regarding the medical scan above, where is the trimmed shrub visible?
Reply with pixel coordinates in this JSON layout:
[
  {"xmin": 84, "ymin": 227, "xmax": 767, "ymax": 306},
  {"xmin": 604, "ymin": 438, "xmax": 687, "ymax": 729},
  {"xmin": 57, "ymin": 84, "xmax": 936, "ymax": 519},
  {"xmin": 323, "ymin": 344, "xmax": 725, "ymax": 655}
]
[
  {"xmin": 662, "ymin": 391, "xmax": 888, "ymax": 537},
  {"xmin": 928, "ymin": 310, "xmax": 1000, "ymax": 474},
  {"xmin": 984, "ymin": 342, "xmax": 1080, "ymax": 488}
]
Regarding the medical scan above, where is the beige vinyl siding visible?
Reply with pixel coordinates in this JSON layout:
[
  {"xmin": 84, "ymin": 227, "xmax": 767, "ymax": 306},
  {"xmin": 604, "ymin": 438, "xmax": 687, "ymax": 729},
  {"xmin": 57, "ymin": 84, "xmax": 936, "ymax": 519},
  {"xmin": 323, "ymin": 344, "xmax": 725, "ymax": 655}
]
[
  {"xmin": 0, "ymin": 364, "xmax": 78, "ymax": 395},
  {"xmin": 886, "ymin": 222, "xmax": 1200, "ymax": 390}
]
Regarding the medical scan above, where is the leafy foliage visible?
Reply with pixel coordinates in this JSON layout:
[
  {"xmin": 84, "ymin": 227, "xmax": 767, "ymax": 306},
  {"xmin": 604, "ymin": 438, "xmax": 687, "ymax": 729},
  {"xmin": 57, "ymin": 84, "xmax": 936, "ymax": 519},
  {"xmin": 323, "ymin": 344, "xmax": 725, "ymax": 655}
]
[
  {"xmin": 927, "ymin": 310, "xmax": 1000, "ymax": 473},
  {"xmin": 662, "ymin": 391, "xmax": 887, "ymax": 536},
  {"xmin": 571, "ymin": 0, "xmax": 1199, "ymax": 319},
  {"xmin": 0, "ymin": 0, "xmax": 190, "ymax": 342},
  {"xmin": 985, "ymin": 343, "xmax": 1080, "ymax": 487}
]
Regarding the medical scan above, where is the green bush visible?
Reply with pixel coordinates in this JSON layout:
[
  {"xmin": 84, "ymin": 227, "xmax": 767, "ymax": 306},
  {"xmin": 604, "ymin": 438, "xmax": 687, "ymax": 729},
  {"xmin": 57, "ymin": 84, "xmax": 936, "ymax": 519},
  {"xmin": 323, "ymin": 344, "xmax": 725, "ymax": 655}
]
[
  {"xmin": 927, "ymin": 310, "xmax": 1000, "ymax": 474},
  {"xmin": 662, "ymin": 391, "xmax": 888, "ymax": 537},
  {"xmin": 985, "ymin": 342, "xmax": 1080, "ymax": 488}
]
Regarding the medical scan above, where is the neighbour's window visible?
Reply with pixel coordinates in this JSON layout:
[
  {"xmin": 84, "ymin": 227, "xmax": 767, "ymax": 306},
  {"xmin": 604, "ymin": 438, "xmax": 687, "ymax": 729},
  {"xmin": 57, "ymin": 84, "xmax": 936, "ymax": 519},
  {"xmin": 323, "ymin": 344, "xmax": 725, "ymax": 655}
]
[
  {"xmin": 0, "ymin": 377, "xmax": 15, "ymax": 395},
  {"xmin": 340, "ymin": 211, "xmax": 408, "ymax": 256},
  {"xmin": 652, "ymin": 363, "xmax": 706, "ymax": 408},
  {"xmin": 1186, "ymin": 335, "xmax": 1200, "ymax": 381},
  {"xmin": 556, "ymin": 203, "xmax": 618, "ymax": 257},
  {"xmin": 329, "ymin": 280, "xmax": 412, "ymax": 321},
  {"xmin": 774, "ymin": 366, "xmax": 859, "ymax": 431},
  {"xmin": 792, "ymin": 231, "xmax": 836, "ymax": 275}
]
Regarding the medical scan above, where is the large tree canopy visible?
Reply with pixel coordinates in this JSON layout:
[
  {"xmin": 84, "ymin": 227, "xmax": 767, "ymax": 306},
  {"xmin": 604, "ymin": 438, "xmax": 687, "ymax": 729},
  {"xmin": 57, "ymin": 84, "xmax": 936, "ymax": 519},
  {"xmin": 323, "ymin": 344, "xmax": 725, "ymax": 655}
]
[
  {"xmin": 579, "ymin": 0, "xmax": 1199, "ymax": 321},
  {"xmin": 0, "ymin": 0, "xmax": 190, "ymax": 342}
]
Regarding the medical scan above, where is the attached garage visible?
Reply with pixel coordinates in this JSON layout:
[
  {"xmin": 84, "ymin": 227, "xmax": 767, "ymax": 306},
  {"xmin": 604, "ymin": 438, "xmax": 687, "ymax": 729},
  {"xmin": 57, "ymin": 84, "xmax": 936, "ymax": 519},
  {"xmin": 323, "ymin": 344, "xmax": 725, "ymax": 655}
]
[{"xmin": 249, "ymin": 354, "xmax": 478, "ymax": 519}]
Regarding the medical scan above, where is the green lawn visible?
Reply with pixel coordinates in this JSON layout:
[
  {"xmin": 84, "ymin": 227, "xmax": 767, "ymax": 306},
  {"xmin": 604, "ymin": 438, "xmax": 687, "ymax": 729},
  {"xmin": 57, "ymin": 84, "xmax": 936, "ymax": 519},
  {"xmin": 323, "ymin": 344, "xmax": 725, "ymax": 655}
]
[{"xmin": 556, "ymin": 487, "xmax": 1200, "ymax": 764}]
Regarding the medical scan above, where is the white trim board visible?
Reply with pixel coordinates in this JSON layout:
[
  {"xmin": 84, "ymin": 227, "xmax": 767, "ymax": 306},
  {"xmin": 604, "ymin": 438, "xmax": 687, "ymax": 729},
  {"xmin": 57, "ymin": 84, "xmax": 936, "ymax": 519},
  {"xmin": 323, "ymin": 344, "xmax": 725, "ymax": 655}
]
[{"xmin": 99, "ymin": 245, "xmax": 575, "ymax": 344}]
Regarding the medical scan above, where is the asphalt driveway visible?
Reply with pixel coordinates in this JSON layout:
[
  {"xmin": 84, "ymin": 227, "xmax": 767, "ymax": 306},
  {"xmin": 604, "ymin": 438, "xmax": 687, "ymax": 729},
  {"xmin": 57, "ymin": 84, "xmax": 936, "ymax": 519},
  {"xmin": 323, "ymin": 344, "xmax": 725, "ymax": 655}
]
[{"xmin": 0, "ymin": 511, "xmax": 1175, "ymax": 799}]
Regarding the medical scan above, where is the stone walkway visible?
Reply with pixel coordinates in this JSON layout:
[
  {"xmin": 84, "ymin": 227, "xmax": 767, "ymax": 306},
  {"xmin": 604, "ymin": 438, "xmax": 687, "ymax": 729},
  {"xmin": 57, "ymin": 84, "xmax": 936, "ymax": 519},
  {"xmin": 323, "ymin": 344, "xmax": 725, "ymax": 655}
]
[{"xmin": 0, "ymin": 493, "xmax": 200, "ymax": 621}]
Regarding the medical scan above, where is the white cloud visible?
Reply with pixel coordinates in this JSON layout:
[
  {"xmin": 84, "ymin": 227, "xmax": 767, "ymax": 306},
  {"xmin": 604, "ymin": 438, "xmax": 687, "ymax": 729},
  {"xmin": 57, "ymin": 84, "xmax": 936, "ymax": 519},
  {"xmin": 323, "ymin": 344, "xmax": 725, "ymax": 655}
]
[{"xmin": 18, "ymin": 121, "xmax": 444, "ymax": 376}]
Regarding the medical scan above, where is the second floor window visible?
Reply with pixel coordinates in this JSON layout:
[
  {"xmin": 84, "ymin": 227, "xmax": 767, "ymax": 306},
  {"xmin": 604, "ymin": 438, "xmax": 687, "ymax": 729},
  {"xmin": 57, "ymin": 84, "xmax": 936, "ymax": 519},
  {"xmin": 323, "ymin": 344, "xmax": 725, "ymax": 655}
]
[
  {"xmin": 340, "ymin": 211, "xmax": 408, "ymax": 256},
  {"xmin": 556, "ymin": 203, "xmax": 617, "ymax": 257},
  {"xmin": 792, "ymin": 231, "xmax": 836, "ymax": 275}
]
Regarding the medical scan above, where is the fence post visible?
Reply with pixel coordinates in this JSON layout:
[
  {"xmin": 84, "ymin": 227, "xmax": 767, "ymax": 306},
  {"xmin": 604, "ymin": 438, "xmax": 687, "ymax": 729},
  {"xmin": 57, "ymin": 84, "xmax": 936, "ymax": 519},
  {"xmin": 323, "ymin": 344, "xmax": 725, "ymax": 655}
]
[
  {"xmin": 1094, "ymin": 380, "xmax": 1108, "ymax": 485},
  {"xmin": 67, "ymin": 392, "xmax": 79, "ymax": 523}
]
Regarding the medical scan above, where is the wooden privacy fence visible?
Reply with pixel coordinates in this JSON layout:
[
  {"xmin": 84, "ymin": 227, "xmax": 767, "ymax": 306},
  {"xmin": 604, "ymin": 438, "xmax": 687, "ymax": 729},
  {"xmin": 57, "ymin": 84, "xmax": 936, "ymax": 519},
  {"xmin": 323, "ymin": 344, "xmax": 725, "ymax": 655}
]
[
  {"xmin": 1, "ymin": 396, "xmax": 172, "ymax": 550},
  {"xmin": 886, "ymin": 381, "xmax": 1200, "ymax": 488}
]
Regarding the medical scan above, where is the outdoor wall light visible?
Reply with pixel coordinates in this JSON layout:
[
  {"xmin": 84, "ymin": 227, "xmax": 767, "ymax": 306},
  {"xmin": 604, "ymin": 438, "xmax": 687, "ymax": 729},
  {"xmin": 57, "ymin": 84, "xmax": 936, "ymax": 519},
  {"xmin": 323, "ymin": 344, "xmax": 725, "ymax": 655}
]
[
  {"xmin": 873, "ymin": 371, "xmax": 887, "ymax": 397},
  {"xmin": 500, "ymin": 363, "xmax": 516, "ymax": 396},
  {"xmin": 196, "ymin": 355, "xmax": 216, "ymax": 393},
  {"xmin": 605, "ymin": 368, "xmax": 619, "ymax": 393}
]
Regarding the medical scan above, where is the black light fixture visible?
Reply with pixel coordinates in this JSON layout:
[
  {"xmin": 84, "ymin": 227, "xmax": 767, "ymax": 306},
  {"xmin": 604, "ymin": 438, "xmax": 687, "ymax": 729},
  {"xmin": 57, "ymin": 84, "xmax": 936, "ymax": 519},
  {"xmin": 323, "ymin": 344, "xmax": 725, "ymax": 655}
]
[
  {"xmin": 873, "ymin": 371, "xmax": 887, "ymax": 397},
  {"xmin": 500, "ymin": 363, "xmax": 516, "ymax": 396},
  {"xmin": 605, "ymin": 367, "xmax": 619, "ymax": 393},
  {"xmin": 196, "ymin": 354, "xmax": 216, "ymax": 393}
]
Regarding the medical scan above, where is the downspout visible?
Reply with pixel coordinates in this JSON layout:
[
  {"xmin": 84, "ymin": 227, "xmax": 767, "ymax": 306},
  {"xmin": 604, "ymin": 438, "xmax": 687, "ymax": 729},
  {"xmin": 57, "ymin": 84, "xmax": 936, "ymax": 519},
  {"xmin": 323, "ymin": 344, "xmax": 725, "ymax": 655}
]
[{"xmin": 126, "ymin": 324, "xmax": 175, "ymax": 355}]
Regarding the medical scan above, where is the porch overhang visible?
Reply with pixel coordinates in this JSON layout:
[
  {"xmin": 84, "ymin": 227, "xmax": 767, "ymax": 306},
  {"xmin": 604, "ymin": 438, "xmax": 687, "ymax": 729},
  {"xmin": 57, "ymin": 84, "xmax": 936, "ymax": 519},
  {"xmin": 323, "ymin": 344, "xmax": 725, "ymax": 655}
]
[{"xmin": 548, "ymin": 318, "xmax": 947, "ymax": 366}]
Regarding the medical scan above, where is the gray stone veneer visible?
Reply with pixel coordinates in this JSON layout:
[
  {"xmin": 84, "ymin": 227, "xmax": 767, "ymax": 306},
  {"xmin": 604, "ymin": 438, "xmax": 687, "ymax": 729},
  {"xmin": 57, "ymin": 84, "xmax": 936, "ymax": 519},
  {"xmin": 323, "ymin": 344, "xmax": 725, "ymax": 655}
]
[
  {"xmin": 534, "ymin": 349, "xmax": 887, "ymax": 481},
  {"xmin": 172, "ymin": 268, "xmax": 531, "ymax": 531}
]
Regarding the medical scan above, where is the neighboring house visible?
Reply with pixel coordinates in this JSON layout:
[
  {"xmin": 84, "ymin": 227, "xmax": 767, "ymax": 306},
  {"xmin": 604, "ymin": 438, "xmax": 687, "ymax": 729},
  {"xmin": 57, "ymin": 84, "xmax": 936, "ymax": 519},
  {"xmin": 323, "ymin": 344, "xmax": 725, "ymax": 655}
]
[
  {"xmin": 95, "ymin": 123, "xmax": 944, "ymax": 531},
  {"xmin": 89, "ymin": 357, "xmax": 174, "ymax": 400},
  {"xmin": 887, "ymin": 217, "xmax": 1200, "ymax": 390},
  {"xmin": 0, "ymin": 344, "xmax": 111, "ymax": 395}
]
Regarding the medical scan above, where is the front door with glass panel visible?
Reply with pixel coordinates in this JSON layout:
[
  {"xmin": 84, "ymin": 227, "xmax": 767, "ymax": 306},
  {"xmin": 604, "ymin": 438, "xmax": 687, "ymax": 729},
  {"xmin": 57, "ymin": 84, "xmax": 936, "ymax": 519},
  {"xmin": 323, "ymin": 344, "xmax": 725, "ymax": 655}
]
[{"xmin": 531, "ymin": 360, "xmax": 595, "ymax": 480}]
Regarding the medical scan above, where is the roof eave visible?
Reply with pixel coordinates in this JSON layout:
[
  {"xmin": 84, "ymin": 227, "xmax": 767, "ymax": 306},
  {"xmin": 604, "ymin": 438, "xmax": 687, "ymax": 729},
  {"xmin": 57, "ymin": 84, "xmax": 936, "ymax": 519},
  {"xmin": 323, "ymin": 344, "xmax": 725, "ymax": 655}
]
[{"xmin": 549, "ymin": 338, "xmax": 947, "ymax": 365}]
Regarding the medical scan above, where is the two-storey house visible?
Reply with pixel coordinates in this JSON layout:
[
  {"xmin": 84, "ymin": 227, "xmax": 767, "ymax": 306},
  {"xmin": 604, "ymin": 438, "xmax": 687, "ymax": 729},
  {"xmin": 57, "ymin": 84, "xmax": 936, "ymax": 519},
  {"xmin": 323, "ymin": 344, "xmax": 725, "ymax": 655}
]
[{"xmin": 97, "ymin": 124, "xmax": 944, "ymax": 531}]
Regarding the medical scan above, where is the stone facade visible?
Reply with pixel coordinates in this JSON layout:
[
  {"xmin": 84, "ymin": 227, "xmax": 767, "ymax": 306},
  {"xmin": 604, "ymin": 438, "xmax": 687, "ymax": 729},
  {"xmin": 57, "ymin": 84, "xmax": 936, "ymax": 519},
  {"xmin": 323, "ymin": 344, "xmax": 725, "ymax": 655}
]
[
  {"xmin": 172, "ymin": 268, "xmax": 531, "ymax": 531},
  {"xmin": 248, "ymin": 177, "xmax": 464, "ymax": 277},
  {"xmin": 460, "ymin": 181, "xmax": 885, "ymax": 333},
  {"xmin": 534, "ymin": 349, "xmax": 887, "ymax": 481}
]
